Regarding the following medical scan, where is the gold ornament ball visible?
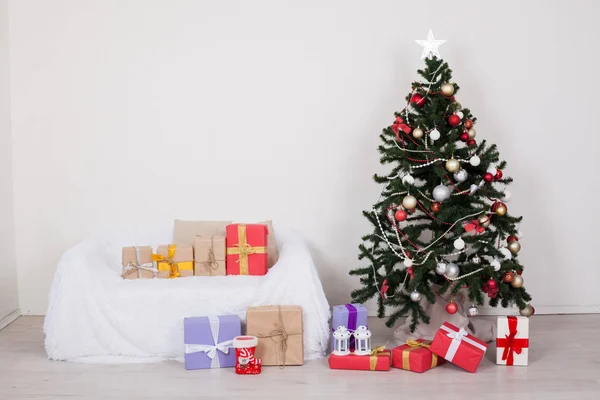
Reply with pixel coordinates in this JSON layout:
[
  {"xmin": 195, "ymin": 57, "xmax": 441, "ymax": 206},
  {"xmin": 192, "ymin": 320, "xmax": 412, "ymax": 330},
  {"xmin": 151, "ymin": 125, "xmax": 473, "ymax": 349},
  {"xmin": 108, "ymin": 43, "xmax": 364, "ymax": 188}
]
[
  {"xmin": 412, "ymin": 127, "xmax": 424, "ymax": 139},
  {"xmin": 519, "ymin": 304, "xmax": 535, "ymax": 318},
  {"xmin": 402, "ymin": 195, "xmax": 417, "ymax": 210},
  {"xmin": 441, "ymin": 82, "xmax": 455, "ymax": 96},
  {"xmin": 467, "ymin": 128, "xmax": 477, "ymax": 139},
  {"xmin": 511, "ymin": 274, "xmax": 524, "ymax": 288},
  {"xmin": 508, "ymin": 240, "xmax": 521, "ymax": 255},
  {"xmin": 478, "ymin": 214, "xmax": 491, "ymax": 228},
  {"xmin": 495, "ymin": 204, "xmax": 507, "ymax": 216},
  {"xmin": 445, "ymin": 158, "xmax": 461, "ymax": 173}
]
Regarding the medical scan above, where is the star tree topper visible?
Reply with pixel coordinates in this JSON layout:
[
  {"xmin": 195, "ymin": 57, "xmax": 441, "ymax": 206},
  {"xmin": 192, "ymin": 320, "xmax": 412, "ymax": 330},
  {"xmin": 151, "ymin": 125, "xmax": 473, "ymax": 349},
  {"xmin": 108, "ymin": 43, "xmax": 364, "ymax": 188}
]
[{"xmin": 416, "ymin": 30, "xmax": 445, "ymax": 59}]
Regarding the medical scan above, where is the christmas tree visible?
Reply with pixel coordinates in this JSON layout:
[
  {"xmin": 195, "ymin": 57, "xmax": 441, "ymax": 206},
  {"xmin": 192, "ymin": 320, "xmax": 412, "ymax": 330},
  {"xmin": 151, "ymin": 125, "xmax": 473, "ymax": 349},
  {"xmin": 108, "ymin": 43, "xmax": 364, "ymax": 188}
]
[{"xmin": 350, "ymin": 31, "xmax": 533, "ymax": 331}]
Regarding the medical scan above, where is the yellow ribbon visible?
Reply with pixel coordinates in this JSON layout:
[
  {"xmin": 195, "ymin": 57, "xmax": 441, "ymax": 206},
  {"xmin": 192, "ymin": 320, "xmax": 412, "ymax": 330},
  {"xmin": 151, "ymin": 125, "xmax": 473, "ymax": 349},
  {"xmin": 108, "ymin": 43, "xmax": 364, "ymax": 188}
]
[
  {"xmin": 402, "ymin": 340, "xmax": 438, "ymax": 370},
  {"xmin": 226, "ymin": 224, "xmax": 267, "ymax": 275},
  {"xmin": 152, "ymin": 244, "xmax": 193, "ymax": 278},
  {"xmin": 369, "ymin": 345, "xmax": 388, "ymax": 371}
]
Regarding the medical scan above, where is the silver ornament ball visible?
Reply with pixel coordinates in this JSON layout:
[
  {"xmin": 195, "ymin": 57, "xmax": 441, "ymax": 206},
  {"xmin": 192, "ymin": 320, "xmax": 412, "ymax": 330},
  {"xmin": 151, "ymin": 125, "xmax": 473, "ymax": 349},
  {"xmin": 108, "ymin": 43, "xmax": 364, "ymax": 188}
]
[
  {"xmin": 430, "ymin": 128, "xmax": 441, "ymax": 141},
  {"xmin": 410, "ymin": 290, "xmax": 422, "ymax": 302},
  {"xmin": 491, "ymin": 259, "xmax": 501, "ymax": 271},
  {"xmin": 472, "ymin": 255, "xmax": 481, "ymax": 264},
  {"xmin": 402, "ymin": 195, "xmax": 417, "ymax": 210},
  {"xmin": 454, "ymin": 169, "xmax": 468, "ymax": 183},
  {"xmin": 469, "ymin": 155, "xmax": 481, "ymax": 166},
  {"xmin": 435, "ymin": 262, "xmax": 447, "ymax": 275},
  {"xmin": 453, "ymin": 237, "xmax": 465, "ymax": 250},
  {"xmin": 468, "ymin": 305, "xmax": 479, "ymax": 317},
  {"xmin": 432, "ymin": 185, "xmax": 451, "ymax": 202},
  {"xmin": 445, "ymin": 263, "xmax": 460, "ymax": 278}
]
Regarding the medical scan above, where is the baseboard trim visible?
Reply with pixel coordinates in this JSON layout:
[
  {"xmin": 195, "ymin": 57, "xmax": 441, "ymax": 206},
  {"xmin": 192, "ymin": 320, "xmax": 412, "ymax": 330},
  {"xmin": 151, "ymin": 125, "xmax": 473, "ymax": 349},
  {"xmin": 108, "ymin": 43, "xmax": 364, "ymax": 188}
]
[
  {"xmin": 0, "ymin": 309, "xmax": 21, "ymax": 331},
  {"xmin": 367, "ymin": 305, "xmax": 600, "ymax": 317}
]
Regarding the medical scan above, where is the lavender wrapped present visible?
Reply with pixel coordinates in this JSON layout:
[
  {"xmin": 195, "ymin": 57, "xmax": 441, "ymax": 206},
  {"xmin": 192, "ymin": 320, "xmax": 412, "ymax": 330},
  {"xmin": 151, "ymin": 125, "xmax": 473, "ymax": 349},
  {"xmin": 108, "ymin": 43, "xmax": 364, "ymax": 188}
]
[
  {"xmin": 331, "ymin": 304, "xmax": 368, "ymax": 351},
  {"xmin": 184, "ymin": 315, "xmax": 241, "ymax": 370}
]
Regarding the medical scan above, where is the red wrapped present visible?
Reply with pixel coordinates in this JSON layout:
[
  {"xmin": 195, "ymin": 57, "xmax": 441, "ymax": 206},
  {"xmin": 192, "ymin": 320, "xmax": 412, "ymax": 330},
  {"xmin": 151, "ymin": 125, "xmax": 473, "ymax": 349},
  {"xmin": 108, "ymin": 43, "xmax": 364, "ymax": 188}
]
[
  {"xmin": 328, "ymin": 346, "xmax": 391, "ymax": 371},
  {"xmin": 226, "ymin": 224, "xmax": 268, "ymax": 276},
  {"xmin": 392, "ymin": 339, "xmax": 444, "ymax": 373},
  {"xmin": 430, "ymin": 322, "xmax": 488, "ymax": 373}
]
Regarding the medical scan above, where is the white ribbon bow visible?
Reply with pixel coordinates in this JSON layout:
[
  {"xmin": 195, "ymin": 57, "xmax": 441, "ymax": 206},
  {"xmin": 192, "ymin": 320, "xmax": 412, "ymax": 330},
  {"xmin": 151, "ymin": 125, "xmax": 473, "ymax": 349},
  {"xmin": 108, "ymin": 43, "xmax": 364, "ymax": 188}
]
[
  {"xmin": 440, "ymin": 324, "xmax": 487, "ymax": 361},
  {"xmin": 185, "ymin": 316, "xmax": 233, "ymax": 368}
]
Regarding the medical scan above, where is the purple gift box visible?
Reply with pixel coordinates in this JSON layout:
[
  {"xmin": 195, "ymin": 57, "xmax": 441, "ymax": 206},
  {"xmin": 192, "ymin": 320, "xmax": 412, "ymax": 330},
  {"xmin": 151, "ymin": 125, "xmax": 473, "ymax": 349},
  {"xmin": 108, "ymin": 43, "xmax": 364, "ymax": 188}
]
[
  {"xmin": 331, "ymin": 303, "xmax": 368, "ymax": 351},
  {"xmin": 184, "ymin": 315, "xmax": 241, "ymax": 370}
]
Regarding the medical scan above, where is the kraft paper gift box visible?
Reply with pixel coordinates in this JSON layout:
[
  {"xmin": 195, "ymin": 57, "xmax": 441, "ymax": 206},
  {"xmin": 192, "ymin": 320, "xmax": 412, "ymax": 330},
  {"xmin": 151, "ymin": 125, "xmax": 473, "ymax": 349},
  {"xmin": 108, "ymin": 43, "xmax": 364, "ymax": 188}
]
[
  {"xmin": 173, "ymin": 220, "xmax": 231, "ymax": 245},
  {"xmin": 331, "ymin": 303, "xmax": 368, "ymax": 351},
  {"xmin": 121, "ymin": 246, "xmax": 155, "ymax": 279},
  {"xmin": 496, "ymin": 316, "xmax": 529, "ymax": 366},
  {"xmin": 392, "ymin": 339, "xmax": 445, "ymax": 373},
  {"xmin": 430, "ymin": 322, "xmax": 488, "ymax": 373},
  {"xmin": 328, "ymin": 347, "xmax": 391, "ymax": 371},
  {"xmin": 246, "ymin": 305, "xmax": 304, "ymax": 366},
  {"xmin": 184, "ymin": 315, "xmax": 241, "ymax": 369},
  {"xmin": 193, "ymin": 235, "xmax": 226, "ymax": 276},
  {"xmin": 153, "ymin": 244, "xmax": 194, "ymax": 278},
  {"xmin": 226, "ymin": 224, "xmax": 269, "ymax": 276}
]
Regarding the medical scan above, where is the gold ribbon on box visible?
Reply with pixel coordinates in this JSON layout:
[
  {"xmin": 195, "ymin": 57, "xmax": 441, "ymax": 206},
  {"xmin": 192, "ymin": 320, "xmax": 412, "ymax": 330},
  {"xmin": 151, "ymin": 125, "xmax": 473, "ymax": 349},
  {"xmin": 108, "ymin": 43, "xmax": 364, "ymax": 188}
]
[
  {"xmin": 152, "ymin": 244, "xmax": 193, "ymax": 279},
  {"xmin": 226, "ymin": 224, "xmax": 267, "ymax": 275},
  {"xmin": 369, "ymin": 345, "xmax": 389, "ymax": 371},
  {"xmin": 255, "ymin": 306, "xmax": 302, "ymax": 369},
  {"xmin": 402, "ymin": 340, "xmax": 438, "ymax": 371}
]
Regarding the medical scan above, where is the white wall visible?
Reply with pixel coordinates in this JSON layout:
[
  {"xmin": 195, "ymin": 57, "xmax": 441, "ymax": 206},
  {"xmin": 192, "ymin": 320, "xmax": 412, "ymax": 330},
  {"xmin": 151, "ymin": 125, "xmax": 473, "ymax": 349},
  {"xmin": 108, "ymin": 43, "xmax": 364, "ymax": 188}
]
[
  {"xmin": 0, "ymin": 0, "xmax": 19, "ymax": 321},
  {"xmin": 8, "ymin": 0, "xmax": 600, "ymax": 315}
]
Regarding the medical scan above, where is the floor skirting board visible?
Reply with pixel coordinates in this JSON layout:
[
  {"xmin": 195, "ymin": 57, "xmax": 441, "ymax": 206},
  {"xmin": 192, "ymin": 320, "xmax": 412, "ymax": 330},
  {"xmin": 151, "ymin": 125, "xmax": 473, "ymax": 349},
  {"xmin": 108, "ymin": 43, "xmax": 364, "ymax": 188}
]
[{"xmin": 0, "ymin": 309, "xmax": 21, "ymax": 331}]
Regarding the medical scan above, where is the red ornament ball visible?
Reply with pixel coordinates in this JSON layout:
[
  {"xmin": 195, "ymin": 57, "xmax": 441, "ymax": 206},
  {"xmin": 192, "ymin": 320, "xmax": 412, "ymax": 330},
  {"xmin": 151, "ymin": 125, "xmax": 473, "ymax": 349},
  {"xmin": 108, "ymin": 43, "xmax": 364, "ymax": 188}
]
[
  {"xmin": 487, "ymin": 279, "xmax": 498, "ymax": 289},
  {"xmin": 503, "ymin": 272, "xmax": 515, "ymax": 283},
  {"xmin": 495, "ymin": 169, "xmax": 503, "ymax": 180},
  {"xmin": 395, "ymin": 209, "xmax": 408, "ymax": 222},
  {"xmin": 431, "ymin": 201, "xmax": 441, "ymax": 213},
  {"xmin": 483, "ymin": 173, "xmax": 494, "ymax": 182},
  {"xmin": 460, "ymin": 132, "xmax": 469, "ymax": 142},
  {"xmin": 517, "ymin": 269, "xmax": 523, "ymax": 276},
  {"xmin": 410, "ymin": 93, "xmax": 426, "ymax": 107},
  {"xmin": 507, "ymin": 235, "xmax": 519, "ymax": 243},
  {"xmin": 464, "ymin": 120, "xmax": 474, "ymax": 129},
  {"xmin": 467, "ymin": 139, "xmax": 476, "ymax": 146},
  {"xmin": 448, "ymin": 114, "xmax": 461, "ymax": 127},
  {"xmin": 446, "ymin": 301, "xmax": 458, "ymax": 314}
]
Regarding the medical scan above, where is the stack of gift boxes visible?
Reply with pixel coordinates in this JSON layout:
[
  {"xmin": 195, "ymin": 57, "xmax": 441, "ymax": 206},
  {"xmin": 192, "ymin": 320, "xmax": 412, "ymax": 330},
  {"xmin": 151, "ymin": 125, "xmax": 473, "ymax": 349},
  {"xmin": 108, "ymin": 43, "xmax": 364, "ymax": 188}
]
[
  {"xmin": 328, "ymin": 303, "xmax": 530, "ymax": 373},
  {"xmin": 121, "ymin": 221, "xmax": 277, "ymax": 279}
]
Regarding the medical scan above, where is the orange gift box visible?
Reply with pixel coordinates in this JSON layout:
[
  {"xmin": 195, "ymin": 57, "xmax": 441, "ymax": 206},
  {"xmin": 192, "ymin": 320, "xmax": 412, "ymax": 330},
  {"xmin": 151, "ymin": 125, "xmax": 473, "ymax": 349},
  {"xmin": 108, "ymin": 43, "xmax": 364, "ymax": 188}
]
[
  {"xmin": 392, "ymin": 339, "xmax": 444, "ymax": 373},
  {"xmin": 328, "ymin": 348, "xmax": 391, "ymax": 371},
  {"xmin": 226, "ymin": 224, "xmax": 269, "ymax": 276}
]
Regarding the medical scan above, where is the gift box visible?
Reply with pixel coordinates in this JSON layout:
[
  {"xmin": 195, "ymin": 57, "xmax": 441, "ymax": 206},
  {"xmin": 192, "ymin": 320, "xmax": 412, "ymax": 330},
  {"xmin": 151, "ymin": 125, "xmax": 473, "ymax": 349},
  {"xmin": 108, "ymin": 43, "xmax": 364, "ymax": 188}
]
[
  {"xmin": 328, "ymin": 347, "xmax": 391, "ymax": 371},
  {"xmin": 121, "ymin": 246, "xmax": 155, "ymax": 279},
  {"xmin": 226, "ymin": 224, "xmax": 268, "ymax": 276},
  {"xmin": 153, "ymin": 244, "xmax": 194, "ymax": 278},
  {"xmin": 430, "ymin": 322, "xmax": 488, "ymax": 373},
  {"xmin": 194, "ymin": 235, "xmax": 226, "ymax": 276},
  {"xmin": 184, "ymin": 315, "xmax": 241, "ymax": 369},
  {"xmin": 173, "ymin": 220, "xmax": 231, "ymax": 245},
  {"xmin": 496, "ymin": 316, "xmax": 529, "ymax": 366},
  {"xmin": 246, "ymin": 305, "xmax": 303, "ymax": 366},
  {"xmin": 392, "ymin": 339, "xmax": 445, "ymax": 373},
  {"xmin": 331, "ymin": 303, "xmax": 368, "ymax": 351}
]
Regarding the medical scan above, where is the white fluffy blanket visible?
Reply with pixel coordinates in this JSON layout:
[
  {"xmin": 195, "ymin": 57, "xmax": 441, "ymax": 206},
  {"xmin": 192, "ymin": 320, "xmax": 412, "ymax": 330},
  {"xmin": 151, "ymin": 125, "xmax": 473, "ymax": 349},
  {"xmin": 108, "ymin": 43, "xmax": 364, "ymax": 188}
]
[{"xmin": 44, "ymin": 223, "xmax": 331, "ymax": 363}]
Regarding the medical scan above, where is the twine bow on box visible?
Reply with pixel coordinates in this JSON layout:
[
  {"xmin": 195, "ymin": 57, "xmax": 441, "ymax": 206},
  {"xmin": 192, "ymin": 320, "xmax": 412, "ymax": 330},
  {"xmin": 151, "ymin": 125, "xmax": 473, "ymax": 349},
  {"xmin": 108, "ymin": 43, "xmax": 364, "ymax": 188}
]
[
  {"xmin": 199, "ymin": 236, "xmax": 222, "ymax": 274},
  {"xmin": 226, "ymin": 224, "xmax": 267, "ymax": 275},
  {"xmin": 121, "ymin": 247, "xmax": 157, "ymax": 279},
  {"xmin": 255, "ymin": 306, "xmax": 302, "ymax": 369}
]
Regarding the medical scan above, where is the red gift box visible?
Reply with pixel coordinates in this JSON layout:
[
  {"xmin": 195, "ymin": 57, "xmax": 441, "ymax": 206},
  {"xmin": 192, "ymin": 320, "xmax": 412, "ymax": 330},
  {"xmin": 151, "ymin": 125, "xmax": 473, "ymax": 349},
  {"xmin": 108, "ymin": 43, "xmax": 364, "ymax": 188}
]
[
  {"xmin": 226, "ymin": 224, "xmax": 268, "ymax": 276},
  {"xmin": 430, "ymin": 322, "xmax": 488, "ymax": 373},
  {"xmin": 328, "ymin": 348, "xmax": 391, "ymax": 371},
  {"xmin": 392, "ymin": 339, "xmax": 445, "ymax": 373}
]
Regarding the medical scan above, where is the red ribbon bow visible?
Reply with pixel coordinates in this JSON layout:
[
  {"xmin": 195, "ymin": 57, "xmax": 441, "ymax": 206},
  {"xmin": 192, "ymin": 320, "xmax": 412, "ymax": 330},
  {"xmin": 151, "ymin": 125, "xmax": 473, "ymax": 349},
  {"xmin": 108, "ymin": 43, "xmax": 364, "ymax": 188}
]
[
  {"xmin": 496, "ymin": 316, "xmax": 529, "ymax": 365},
  {"xmin": 392, "ymin": 116, "xmax": 411, "ymax": 141},
  {"xmin": 380, "ymin": 279, "xmax": 389, "ymax": 300},
  {"xmin": 464, "ymin": 219, "xmax": 485, "ymax": 234}
]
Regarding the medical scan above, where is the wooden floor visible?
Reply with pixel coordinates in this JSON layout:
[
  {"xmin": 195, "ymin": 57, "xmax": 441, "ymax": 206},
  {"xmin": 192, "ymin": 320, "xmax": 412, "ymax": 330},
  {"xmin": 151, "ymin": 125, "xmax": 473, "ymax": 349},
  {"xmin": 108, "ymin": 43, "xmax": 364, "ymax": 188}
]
[{"xmin": 1, "ymin": 315, "xmax": 599, "ymax": 399}]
